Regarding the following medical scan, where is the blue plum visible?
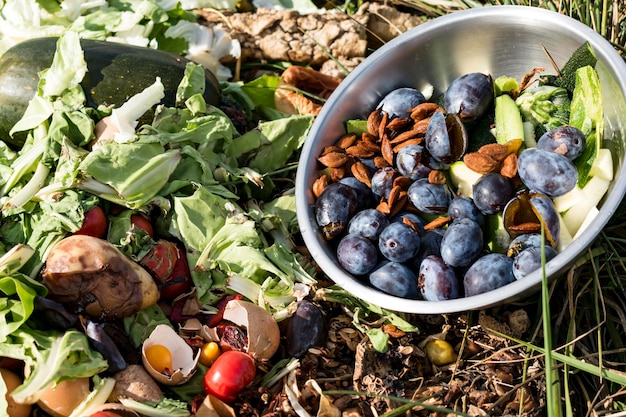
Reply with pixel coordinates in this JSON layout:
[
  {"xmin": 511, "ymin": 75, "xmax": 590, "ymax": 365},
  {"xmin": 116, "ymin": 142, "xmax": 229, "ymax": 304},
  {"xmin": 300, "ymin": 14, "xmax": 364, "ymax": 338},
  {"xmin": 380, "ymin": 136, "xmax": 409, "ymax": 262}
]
[
  {"xmin": 512, "ymin": 245, "xmax": 557, "ymax": 280},
  {"xmin": 448, "ymin": 195, "xmax": 485, "ymax": 226},
  {"xmin": 444, "ymin": 72, "xmax": 494, "ymax": 122},
  {"xmin": 472, "ymin": 173, "xmax": 514, "ymax": 215},
  {"xmin": 517, "ymin": 148, "xmax": 578, "ymax": 197},
  {"xmin": 369, "ymin": 261, "xmax": 419, "ymax": 298},
  {"xmin": 378, "ymin": 222, "xmax": 421, "ymax": 263},
  {"xmin": 418, "ymin": 255, "xmax": 459, "ymax": 301},
  {"xmin": 337, "ymin": 234, "xmax": 378, "ymax": 275},
  {"xmin": 536, "ymin": 125, "xmax": 586, "ymax": 160},
  {"xmin": 315, "ymin": 182, "xmax": 358, "ymax": 240},
  {"xmin": 348, "ymin": 208, "xmax": 389, "ymax": 241},
  {"xmin": 440, "ymin": 218, "xmax": 483, "ymax": 267},
  {"xmin": 407, "ymin": 178, "xmax": 451, "ymax": 214},
  {"xmin": 396, "ymin": 144, "xmax": 432, "ymax": 181},
  {"xmin": 371, "ymin": 167, "xmax": 398, "ymax": 199},
  {"xmin": 463, "ymin": 253, "xmax": 515, "ymax": 297},
  {"xmin": 377, "ymin": 87, "xmax": 426, "ymax": 119}
]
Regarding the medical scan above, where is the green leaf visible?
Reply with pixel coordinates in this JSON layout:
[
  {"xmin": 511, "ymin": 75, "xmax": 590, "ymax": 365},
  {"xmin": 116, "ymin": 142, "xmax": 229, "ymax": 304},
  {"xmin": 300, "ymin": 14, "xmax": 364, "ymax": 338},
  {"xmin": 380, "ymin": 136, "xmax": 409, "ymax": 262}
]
[
  {"xmin": 2, "ymin": 328, "xmax": 108, "ymax": 405},
  {"xmin": 0, "ymin": 274, "xmax": 47, "ymax": 343},
  {"xmin": 235, "ymin": 115, "xmax": 314, "ymax": 173},
  {"xmin": 240, "ymin": 74, "xmax": 282, "ymax": 109},
  {"xmin": 570, "ymin": 65, "xmax": 603, "ymax": 187},
  {"xmin": 79, "ymin": 142, "xmax": 181, "ymax": 208}
]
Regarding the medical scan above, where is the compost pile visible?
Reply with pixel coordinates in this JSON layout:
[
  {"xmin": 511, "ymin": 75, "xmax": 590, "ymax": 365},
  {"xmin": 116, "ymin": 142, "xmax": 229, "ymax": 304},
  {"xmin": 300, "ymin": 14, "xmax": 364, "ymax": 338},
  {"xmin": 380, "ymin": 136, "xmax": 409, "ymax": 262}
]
[
  {"xmin": 2, "ymin": 1, "xmax": 625, "ymax": 417},
  {"xmin": 196, "ymin": 5, "xmax": 547, "ymax": 416}
]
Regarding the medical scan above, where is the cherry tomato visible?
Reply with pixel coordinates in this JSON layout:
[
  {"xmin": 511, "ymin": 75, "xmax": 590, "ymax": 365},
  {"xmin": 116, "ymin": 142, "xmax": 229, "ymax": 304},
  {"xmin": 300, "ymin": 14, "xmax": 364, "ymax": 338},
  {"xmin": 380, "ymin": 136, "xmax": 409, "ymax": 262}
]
[
  {"xmin": 130, "ymin": 213, "xmax": 154, "ymax": 238},
  {"xmin": 203, "ymin": 350, "xmax": 256, "ymax": 403},
  {"xmin": 199, "ymin": 342, "xmax": 221, "ymax": 366},
  {"xmin": 425, "ymin": 339, "xmax": 457, "ymax": 366},
  {"xmin": 89, "ymin": 413, "xmax": 123, "ymax": 417},
  {"xmin": 144, "ymin": 344, "xmax": 173, "ymax": 373},
  {"xmin": 160, "ymin": 245, "xmax": 193, "ymax": 301},
  {"xmin": 75, "ymin": 206, "xmax": 107, "ymax": 238}
]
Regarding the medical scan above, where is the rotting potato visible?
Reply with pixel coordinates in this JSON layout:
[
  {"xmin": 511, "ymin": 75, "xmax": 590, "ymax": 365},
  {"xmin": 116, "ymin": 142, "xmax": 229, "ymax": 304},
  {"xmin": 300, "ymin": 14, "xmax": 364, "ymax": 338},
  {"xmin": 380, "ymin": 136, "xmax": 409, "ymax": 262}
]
[
  {"xmin": 108, "ymin": 364, "xmax": 162, "ymax": 403},
  {"xmin": 41, "ymin": 235, "xmax": 159, "ymax": 321}
]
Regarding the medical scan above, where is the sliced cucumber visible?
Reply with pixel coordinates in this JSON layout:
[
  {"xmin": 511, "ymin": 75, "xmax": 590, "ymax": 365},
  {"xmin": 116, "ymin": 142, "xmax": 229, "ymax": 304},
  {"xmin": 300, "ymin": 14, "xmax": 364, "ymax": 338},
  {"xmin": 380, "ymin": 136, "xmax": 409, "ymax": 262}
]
[
  {"xmin": 588, "ymin": 148, "xmax": 613, "ymax": 181},
  {"xmin": 522, "ymin": 121, "xmax": 537, "ymax": 148},
  {"xmin": 495, "ymin": 94, "xmax": 524, "ymax": 144},
  {"xmin": 553, "ymin": 185, "xmax": 584, "ymax": 213},
  {"xmin": 485, "ymin": 213, "xmax": 511, "ymax": 254},
  {"xmin": 562, "ymin": 175, "xmax": 610, "ymax": 235},
  {"xmin": 448, "ymin": 161, "xmax": 482, "ymax": 197},
  {"xmin": 556, "ymin": 212, "xmax": 573, "ymax": 253},
  {"xmin": 573, "ymin": 206, "xmax": 599, "ymax": 240}
]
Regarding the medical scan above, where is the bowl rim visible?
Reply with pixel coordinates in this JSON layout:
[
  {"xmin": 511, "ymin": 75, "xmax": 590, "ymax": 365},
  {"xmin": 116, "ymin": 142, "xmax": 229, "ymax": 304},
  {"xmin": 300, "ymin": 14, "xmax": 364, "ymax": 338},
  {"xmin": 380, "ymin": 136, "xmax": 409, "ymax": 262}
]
[{"xmin": 296, "ymin": 5, "xmax": 626, "ymax": 314}]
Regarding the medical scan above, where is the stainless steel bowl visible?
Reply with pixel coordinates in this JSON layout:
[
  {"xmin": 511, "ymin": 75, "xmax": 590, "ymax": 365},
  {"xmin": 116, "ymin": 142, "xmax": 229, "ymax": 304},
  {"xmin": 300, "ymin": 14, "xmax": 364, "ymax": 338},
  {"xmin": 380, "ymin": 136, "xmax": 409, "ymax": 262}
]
[{"xmin": 296, "ymin": 5, "xmax": 626, "ymax": 314}]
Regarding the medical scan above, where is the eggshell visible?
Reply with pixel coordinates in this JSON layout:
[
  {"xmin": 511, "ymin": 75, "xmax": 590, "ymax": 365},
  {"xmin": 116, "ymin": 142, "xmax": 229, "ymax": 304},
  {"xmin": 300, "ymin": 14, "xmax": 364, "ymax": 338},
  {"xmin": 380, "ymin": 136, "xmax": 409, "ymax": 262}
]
[
  {"xmin": 141, "ymin": 324, "xmax": 200, "ymax": 385},
  {"xmin": 222, "ymin": 300, "xmax": 281, "ymax": 360},
  {"xmin": 36, "ymin": 377, "xmax": 90, "ymax": 417},
  {"xmin": 0, "ymin": 368, "xmax": 31, "ymax": 417}
]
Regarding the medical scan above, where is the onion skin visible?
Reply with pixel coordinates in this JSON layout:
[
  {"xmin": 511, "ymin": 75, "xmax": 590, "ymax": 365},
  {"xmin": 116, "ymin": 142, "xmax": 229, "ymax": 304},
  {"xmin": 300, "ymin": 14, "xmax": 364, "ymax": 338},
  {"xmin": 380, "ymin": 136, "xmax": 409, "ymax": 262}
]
[{"xmin": 41, "ymin": 235, "xmax": 159, "ymax": 321}]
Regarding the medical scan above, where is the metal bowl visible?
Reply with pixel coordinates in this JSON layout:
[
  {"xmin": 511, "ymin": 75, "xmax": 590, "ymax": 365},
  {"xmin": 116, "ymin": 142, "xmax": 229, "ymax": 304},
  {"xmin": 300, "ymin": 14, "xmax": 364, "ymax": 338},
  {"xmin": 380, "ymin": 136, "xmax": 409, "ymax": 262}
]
[{"xmin": 295, "ymin": 5, "xmax": 626, "ymax": 314}]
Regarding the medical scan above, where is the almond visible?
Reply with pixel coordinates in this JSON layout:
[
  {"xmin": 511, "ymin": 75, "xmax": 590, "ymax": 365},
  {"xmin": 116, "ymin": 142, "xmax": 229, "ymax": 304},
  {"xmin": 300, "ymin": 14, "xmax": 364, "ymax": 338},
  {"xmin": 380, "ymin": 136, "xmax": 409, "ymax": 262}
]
[
  {"xmin": 409, "ymin": 103, "xmax": 442, "ymax": 121},
  {"xmin": 367, "ymin": 109, "xmax": 382, "ymax": 136},
  {"xmin": 386, "ymin": 117, "xmax": 412, "ymax": 131},
  {"xmin": 317, "ymin": 151, "xmax": 350, "ymax": 168},
  {"xmin": 500, "ymin": 153, "xmax": 518, "ymax": 178},
  {"xmin": 424, "ymin": 215, "xmax": 452, "ymax": 231},
  {"xmin": 393, "ymin": 175, "xmax": 413, "ymax": 190},
  {"xmin": 351, "ymin": 161, "xmax": 372, "ymax": 187},
  {"xmin": 312, "ymin": 176, "xmax": 328, "ymax": 198},
  {"xmin": 381, "ymin": 135, "xmax": 394, "ymax": 165},
  {"xmin": 336, "ymin": 133, "xmax": 357, "ymax": 149},
  {"xmin": 393, "ymin": 137, "xmax": 424, "ymax": 153},
  {"xmin": 464, "ymin": 152, "xmax": 501, "ymax": 174},
  {"xmin": 478, "ymin": 143, "xmax": 510, "ymax": 162},
  {"xmin": 374, "ymin": 156, "xmax": 389, "ymax": 169},
  {"xmin": 346, "ymin": 144, "xmax": 376, "ymax": 158},
  {"xmin": 378, "ymin": 111, "xmax": 389, "ymax": 139}
]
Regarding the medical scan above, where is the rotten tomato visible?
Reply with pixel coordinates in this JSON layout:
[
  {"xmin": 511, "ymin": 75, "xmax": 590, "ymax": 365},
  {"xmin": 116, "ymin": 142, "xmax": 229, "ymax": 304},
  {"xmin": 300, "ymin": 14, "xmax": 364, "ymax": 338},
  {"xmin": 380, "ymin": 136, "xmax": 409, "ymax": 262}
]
[{"xmin": 203, "ymin": 350, "xmax": 256, "ymax": 403}]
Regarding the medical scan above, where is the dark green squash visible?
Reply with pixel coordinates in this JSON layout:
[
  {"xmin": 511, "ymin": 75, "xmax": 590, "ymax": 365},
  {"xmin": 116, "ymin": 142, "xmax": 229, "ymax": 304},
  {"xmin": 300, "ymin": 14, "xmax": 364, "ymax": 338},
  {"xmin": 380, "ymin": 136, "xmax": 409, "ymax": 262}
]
[{"xmin": 0, "ymin": 37, "xmax": 222, "ymax": 147}]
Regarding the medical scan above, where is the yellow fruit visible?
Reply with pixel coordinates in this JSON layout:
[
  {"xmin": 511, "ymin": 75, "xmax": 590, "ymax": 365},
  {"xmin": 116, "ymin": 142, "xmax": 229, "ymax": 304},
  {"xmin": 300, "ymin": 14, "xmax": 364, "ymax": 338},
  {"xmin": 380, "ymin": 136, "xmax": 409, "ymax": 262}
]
[
  {"xmin": 199, "ymin": 342, "xmax": 221, "ymax": 366},
  {"xmin": 145, "ymin": 344, "xmax": 173, "ymax": 373},
  {"xmin": 425, "ymin": 339, "xmax": 457, "ymax": 366}
]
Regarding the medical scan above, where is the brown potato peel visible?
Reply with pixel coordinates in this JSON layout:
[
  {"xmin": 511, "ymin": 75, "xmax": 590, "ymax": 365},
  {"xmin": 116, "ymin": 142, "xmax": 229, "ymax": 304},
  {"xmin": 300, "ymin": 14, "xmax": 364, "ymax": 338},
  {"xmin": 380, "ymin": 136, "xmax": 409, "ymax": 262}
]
[
  {"xmin": 41, "ymin": 235, "xmax": 159, "ymax": 321},
  {"xmin": 275, "ymin": 66, "xmax": 342, "ymax": 115}
]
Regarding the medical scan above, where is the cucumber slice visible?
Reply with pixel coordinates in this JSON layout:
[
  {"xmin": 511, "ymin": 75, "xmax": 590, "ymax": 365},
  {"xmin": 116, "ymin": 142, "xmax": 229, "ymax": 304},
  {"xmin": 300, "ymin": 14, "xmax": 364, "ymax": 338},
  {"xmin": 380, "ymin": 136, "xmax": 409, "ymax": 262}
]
[
  {"xmin": 495, "ymin": 94, "xmax": 524, "ymax": 144},
  {"xmin": 556, "ymin": 212, "xmax": 573, "ymax": 253},
  {"xmin": 562, "ymin": 175, "xmax": 610, "ymax": 235},
  {"xmin": 573, "ymin": 206, "xmax": 599, "ymax": 240},
  {"xmin": 448, "ymin": 161, "xmax": 482, "ymax": 197},
  {"xmin": 588, "ymin": 148, "xmax": 613, "ymax": 181},
  {"xmin": 485, "ymin": 213, "xmax": 510, "ymax": 253}
]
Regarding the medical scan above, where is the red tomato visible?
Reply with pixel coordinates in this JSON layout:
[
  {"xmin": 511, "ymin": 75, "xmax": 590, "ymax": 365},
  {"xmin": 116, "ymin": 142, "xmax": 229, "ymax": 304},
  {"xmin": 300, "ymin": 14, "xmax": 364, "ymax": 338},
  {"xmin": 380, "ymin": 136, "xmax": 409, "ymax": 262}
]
[
  {"xmin": 130, "ymin": 213, "xmax": 154, "ymax": 238},
  {"xmin": 203, "ymin": 350, "xmax": 256, "ymax": 403},
  {"xmin": 75, "ymin": 206, "xmax": 107, "ymax": 238},
  {"xmin": 160, "ymin": 245, "xmax": 193, "ymax": 301},
  {"xmin": 89, "ymin": 412, "xmax": 123, "ymax": 417}
]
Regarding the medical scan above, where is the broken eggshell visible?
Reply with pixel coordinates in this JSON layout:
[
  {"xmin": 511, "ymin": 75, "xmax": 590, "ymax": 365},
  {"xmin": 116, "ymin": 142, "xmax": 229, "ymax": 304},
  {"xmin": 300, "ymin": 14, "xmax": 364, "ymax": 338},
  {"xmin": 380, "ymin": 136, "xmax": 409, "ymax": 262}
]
[
  {"xmin": 141, "ymin": 324, "xmax": 200, "ymax": 385},
  {"xmin": 202, "ymin": 299, "xmax": 280, "ymax": 361}
]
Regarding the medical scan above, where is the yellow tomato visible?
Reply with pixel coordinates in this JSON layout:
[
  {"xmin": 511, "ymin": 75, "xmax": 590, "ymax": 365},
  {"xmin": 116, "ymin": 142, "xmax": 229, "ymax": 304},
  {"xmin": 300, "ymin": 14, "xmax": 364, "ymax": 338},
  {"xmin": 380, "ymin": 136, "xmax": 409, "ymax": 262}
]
[
  {"xmin": 425, "ymin": 339, "xmax": 457, "ymax": 366},
  {"xmin": 199, "ymin": 342, "xmax": 221, "ymax": 366},
  {"xmin": 145, "ymin": 344, "xmax": 173, "ymax": 373}
]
